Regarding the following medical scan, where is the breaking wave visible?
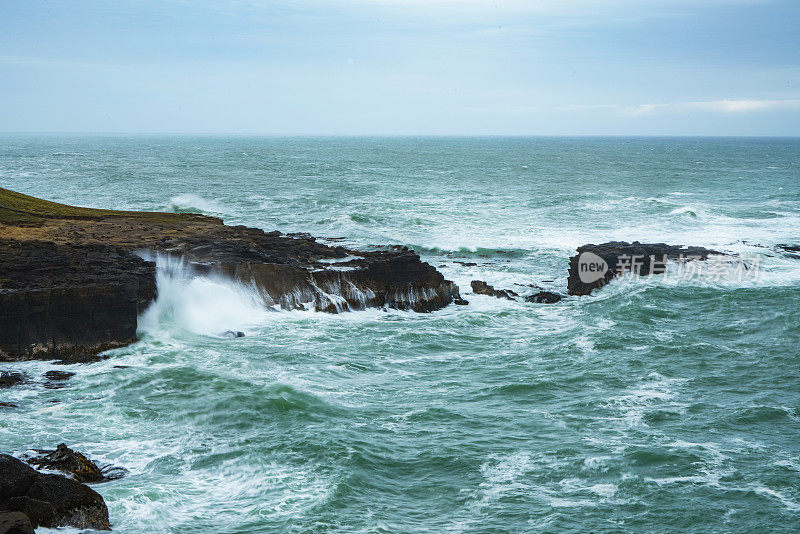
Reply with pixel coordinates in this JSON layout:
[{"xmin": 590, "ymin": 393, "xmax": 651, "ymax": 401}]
[
  {"xmin": 165, "ymin": 193, "xmax": 229, "ymax": 216},
  {"xmin": 138, "ymin": 254, "xmax": 270, "ymax": 338}
]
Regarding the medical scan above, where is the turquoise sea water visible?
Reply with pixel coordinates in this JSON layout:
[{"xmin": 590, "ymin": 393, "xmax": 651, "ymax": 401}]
[{"xmin": 1, "ymin": 136, "xmax": 799, "ymax": 533}]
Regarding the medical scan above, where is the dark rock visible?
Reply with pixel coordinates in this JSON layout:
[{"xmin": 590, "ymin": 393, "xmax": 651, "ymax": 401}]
[
  {"xmin": 0, "ymin": 511, "xmax": 34, "ymax": 534},
  {"xmin": 454, "ymin": 261, "xmax": 478, "ymax": 267},
  {"xmin": 0, "ymin": 241, "xmax": 156, "ymax": 362},
  {"xmin": 0, "ymin": 403, "xmax": 17, "ymax": 409},
  {"xmin": 43, "ymin": 370, "xmax": 75, "ymax": 389},
  {"xmin": 525, "ymin": 291, "xmax": 563, "ymax": 304},
  {"xmin": 777, "ymin": 244, "xmax": 800, "ymax": 258},
  {"xmin": 1, "ymin": 499, "xmax": 55, "ymax": 531},
  {"xmin": 0, "ymin": 454, "xmax": 109, "ymax": 530},
  {"xmin": 24, "ymin": 444, "xmax": 107, "ymax": 484},
  {"xmin": 567, "ymin": 241, "xmax": 722, "ymax": 296},
  {"xmin": 43, "ymin": 371, "xmax": 75, "ymax": 381},
  {"xmin": 453, "ymin": 297, "xmax": 469, "ymax": 305},
  {"xmin": 56, "ymin": 353, "xmax": 110, "ymax": 365},
  {"xmin": 0, "ymin": 373, "xmax": 25, "ymax": 388},
  {"xmin": 221, "ymin": 330, "xmax": 245, "ymax": 338},
  {"xmin": 470, "ymin": 280, "xmax": 516, "ymax": 300}
]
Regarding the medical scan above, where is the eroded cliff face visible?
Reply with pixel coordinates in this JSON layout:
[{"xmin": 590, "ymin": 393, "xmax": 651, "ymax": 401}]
[
  {"xmin": 0, "ymin": 187, "xmax": 460, "ymax": 361},
  {"xmin": 0, "ymin": 241, "xmax": 156, "ymax": 362}
]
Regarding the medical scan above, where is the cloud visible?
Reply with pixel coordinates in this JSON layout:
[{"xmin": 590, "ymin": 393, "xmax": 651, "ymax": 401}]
[
  {"xmin": 624, "ymin": 99, "xmax": 800, "ymax": 114},
  {"xmin": 489, "ymin": 99, "xmax": 800, "ymax": 116}
]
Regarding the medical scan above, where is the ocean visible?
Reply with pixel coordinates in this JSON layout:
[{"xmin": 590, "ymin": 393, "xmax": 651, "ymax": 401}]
[{"xmin": 1, "ymin": 135, "xmax": 799, "ymax": 533}]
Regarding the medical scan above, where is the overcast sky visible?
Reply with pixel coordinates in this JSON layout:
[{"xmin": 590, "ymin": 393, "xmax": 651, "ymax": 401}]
[{"xmin": 1, "ymin": 0, "xmax": 799, "ymax": 135}]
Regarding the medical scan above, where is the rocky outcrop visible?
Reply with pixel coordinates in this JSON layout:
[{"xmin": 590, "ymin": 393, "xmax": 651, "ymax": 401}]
[
  {"xmin": 0, "ymin": 454, "xmax": 110, "ymax": 530},
  {"xmin": 568, "ymin": 241, "xmax": 721, "ymax": 296},
  {"xmin": 471, "ymin": 280, "xmax": 563, "ymax": 304},
  {"xmin": 0, "ymin": 187, "xmax": 461, "ymax": 361},
  {"xmin": 471, "ymin": 280, "xmax": 517, "ymax": 300},
  {"xmin": 23, "ymin": 444, "xmax": 125, "ymax": 484}
]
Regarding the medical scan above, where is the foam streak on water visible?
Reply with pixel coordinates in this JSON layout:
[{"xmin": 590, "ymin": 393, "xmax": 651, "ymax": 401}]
[{"xmin": 1, "ymin": 136, "xmax": 799, "ymax": 533}]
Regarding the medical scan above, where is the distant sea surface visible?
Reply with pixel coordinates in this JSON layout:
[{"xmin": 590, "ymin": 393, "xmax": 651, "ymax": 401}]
[{"xmin": 1, "ymin": 136, "xmax": 800, "ymax": 533}]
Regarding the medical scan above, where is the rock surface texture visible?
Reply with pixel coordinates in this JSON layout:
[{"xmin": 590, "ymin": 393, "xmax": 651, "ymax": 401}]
[
  {"xmin": 0, "ymin": 511, "xmax": 34, "ymax": 534},
  {"xmin": 567, "ymin": 241, "xmax": 721, "ymax": 296},
  {"xmin": 0, "ymin": 187, "xmax": 460, "ymax": 361},
  {"xmin": 0, "ymin": 454, "xmax": 110, "ymax": 530}
]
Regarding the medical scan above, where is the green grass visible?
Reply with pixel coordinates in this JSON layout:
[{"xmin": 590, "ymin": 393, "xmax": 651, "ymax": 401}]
[{"xmin": 0, "ymin": 187, "xmax": 215, "ymax": 226}]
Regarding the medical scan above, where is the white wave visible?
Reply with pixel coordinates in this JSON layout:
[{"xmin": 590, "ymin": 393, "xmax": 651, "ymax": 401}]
[
  {"xmin": 165, "ymin": 193, "xmax": 229, "ymax": 215},
  {"xmin": 138, "ymin": 254, "xmax": 270, "ymax": 338}
]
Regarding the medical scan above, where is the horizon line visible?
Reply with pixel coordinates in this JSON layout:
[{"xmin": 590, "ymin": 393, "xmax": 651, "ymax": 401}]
[{"xmin": 1, "ymin": 132, "xmax": 800, "ymax": 139}]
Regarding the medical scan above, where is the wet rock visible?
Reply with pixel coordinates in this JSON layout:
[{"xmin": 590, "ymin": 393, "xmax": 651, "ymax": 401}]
[
  {"xmin": 0, "ymin": 241, "xmax": 155, "ymax": 363},
  {"xmin": 524, "ymin": 291, "xmax": 563, "ymax": 304},
  {"xmin": 0, "ymin": 403, "xmax": 17, "ymax": 409},
  {"xmin": 470, "ymin": 280, "xmax": 517, "ymax": 300},
  {"xmin": 0, "ymin": 373, "xmax": 26, "ymax": 389},
  {"xmin": 43, "ymin": 371, "xmax": 75, "ymax": 390},
  {"xmin": 567, "ymin": 241, "xmax": 722, "ymax": 296},
  {"xmin": 0, "ymin": 454, "xmax": 109, "ymax": 530},
  {"xmin": 221, "ymin": 330, "xmax": 246, "ymax": 338},
  {"xmin": 24, "ymin": 444, "xmax": 124, "ymax": 484},
  {"xmin": 454, "ymin": 261, "xmax": 478, "ymax": 267},
  {"xmin": 777, "ymin": 244, "xmax": 800, "ymax": 258},
  {"xmin": 0, "ymin": 511, "xmax": 34, "ymax": 534},
  {"xmin": 453, "ymin": 297, "xmax": 470, "ymax": 305},
  {"xmin": 43, "ymin": 371, "xmax": 75, "ymax": 381}
]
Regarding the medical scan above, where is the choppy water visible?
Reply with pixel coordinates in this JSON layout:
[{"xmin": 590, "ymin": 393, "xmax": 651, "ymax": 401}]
[{"xmin": 1, "ymin": 135, "xmax": 799, "ymax": 533}]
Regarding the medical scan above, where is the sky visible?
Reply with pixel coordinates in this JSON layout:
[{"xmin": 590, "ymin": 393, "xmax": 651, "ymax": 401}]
[{"xmin": 1, "ymin": 0, "xmax": 799, "ymax": 135}]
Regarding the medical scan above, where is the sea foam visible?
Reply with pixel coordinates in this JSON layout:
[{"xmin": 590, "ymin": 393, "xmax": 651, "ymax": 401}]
[{"xmin": 138, "ymin": 254, "xmax": 269, "ymax": 338}]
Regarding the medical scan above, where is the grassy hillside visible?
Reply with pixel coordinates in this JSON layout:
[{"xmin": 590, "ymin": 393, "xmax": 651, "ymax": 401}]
[{"xmin": 0, "ymin": 187, "xmax": 214, "ymax": 226}]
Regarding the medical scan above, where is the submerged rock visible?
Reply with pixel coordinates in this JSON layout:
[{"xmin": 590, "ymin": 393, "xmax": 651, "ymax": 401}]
[
  {"xmin": 0, "ymin": 454, "xmax": 110, "ymax": 530},
  {"xmin": 0, "ymin": 372, "xmax": 26, "ymax": 389},
  {"xmin": 524, "ymin": 291, "xmax": 563, "ymax": 304},
  {"xmin": 0, "ymin": 187, "xmax": 462, "ymax": 361},
  {"xmin": 220, "ymin": 330, "xmax": 246, "ymax": 338},
  {"xmin": 471, "ymin": 280, "xmax": 564, "ymax": 304},
  {"xmin": 567, "ymin": 241, "xmax": 721, "ymax": 296},
  {"xmin": 24, "ymin": 444, "xmax": 125, "ymax": 484},
  {"xmin": 42, "ymin": 371, "xmax": 75, "ymax": 381},
  {"xmin": 43, "ymin": 371, "xmax": 74, "ymax": 389}
]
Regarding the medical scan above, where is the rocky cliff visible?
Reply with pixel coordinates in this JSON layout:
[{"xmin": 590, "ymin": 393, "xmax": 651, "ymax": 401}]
[{"xmin": 0, "ymin": 187, "xmax": 460, "ymax": 361}]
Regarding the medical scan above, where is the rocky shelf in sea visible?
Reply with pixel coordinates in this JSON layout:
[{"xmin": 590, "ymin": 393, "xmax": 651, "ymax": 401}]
[
  {"xmin": 0, "ymin": 187, "xmax": 762, "ymax": 363},
  {"xmin": 0, "ymin": 187, "xmax": 461, "ymax": 362}
]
